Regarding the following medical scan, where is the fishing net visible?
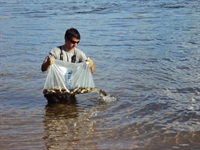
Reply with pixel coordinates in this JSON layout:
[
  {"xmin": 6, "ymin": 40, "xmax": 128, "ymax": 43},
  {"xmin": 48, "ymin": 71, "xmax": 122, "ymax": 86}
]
[
  {"xmin": 42, "ymin": 59, "xmax": 114, "ymax": 105},
  {"xmin": 43, "ymin": 59, "xmax": 95, "ymax": 94}
]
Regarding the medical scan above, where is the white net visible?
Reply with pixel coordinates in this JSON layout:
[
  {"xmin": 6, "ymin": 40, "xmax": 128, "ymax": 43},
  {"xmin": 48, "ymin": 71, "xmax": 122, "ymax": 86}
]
[{"xmin": 43, "ymin": 59, "xmax": 95, "ymax": 92}]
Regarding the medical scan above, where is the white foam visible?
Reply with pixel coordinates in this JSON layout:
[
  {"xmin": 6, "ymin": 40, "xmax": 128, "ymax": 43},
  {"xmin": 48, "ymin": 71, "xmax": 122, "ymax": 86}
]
[{"xmin": 98, "ymin": 95, "xmax": 118, "ymax": 103}]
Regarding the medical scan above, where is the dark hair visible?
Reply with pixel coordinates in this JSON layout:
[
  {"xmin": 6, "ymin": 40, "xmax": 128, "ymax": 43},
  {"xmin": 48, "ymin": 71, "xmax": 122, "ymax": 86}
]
[{"xmin": 65, "ymin": 28, "xmax": 81, "ymax": 41}]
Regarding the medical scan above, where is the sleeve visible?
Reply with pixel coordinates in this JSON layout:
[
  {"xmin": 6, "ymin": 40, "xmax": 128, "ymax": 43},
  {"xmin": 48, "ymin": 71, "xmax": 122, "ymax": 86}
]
[
  {"xmin": 80, "ymin": 51, "xmax": 87, "ymax": 62},
  {"xmin": 75, "ymin": 48, "xmax": 87, "ymax": 63},
  {"xmin": 43, "ymin": 47, "xmax": 59, "ymax": 62}
]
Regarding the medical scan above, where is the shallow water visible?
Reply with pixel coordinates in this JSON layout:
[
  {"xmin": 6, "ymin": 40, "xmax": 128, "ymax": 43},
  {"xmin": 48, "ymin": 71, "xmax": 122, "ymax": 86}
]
[{"xmin": 0, "ymin": 0, "xmax": 200, "ymax": 149}]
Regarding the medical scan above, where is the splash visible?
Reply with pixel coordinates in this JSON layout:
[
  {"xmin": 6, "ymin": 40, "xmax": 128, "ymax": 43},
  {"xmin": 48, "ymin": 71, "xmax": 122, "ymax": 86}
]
[{"xmin": 98, "ymin": 89, "xmax": 118, "ymax": 103}]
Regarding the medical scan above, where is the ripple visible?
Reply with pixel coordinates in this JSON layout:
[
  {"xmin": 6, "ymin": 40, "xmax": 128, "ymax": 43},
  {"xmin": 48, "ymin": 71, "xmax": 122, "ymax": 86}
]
[{"xmin": 1, "ymin": 0, "xmax": 200, "ymax": 149}]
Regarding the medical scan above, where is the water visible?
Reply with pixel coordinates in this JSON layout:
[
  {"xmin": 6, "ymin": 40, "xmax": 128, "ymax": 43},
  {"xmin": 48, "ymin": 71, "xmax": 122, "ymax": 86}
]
[{"xmin": 0, "ymin": 0, "xmax": 200, "ymax": 149}]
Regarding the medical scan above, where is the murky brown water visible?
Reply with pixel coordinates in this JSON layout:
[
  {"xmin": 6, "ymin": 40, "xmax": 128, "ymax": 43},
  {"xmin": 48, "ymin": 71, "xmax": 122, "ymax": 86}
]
[{"xmin": 1, "ymin": 0, "xmax": 200, "ymax": 149}]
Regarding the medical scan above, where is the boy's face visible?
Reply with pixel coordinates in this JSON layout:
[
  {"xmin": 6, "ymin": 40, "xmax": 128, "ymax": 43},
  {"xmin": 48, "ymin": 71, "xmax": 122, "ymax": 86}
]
[{"xmin": 65, "ymin": 37, "xmax": 80, "ymax": 51}]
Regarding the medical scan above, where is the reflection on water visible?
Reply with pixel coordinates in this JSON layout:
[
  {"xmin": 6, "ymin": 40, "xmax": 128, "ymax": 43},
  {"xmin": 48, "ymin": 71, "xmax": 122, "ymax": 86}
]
[
  {"xmin": 44, "ymin": 103, "xmax": 79, "ymax": 149},
  {"xmin": 43, "ymin": 96, "xmax": 107, "ymax": 150}
]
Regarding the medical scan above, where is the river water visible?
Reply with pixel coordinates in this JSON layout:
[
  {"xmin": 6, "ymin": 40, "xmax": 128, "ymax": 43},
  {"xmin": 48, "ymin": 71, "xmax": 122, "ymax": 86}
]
[{"xmin": 0, "ymin": 0, "xmax": 200, "ymax": 149}]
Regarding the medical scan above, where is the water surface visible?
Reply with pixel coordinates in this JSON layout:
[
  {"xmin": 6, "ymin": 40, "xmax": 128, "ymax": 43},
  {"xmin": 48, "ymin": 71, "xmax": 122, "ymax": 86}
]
[{"xmin": 0, "ymin": 0, "xmax": 200, "ymax": 149}]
